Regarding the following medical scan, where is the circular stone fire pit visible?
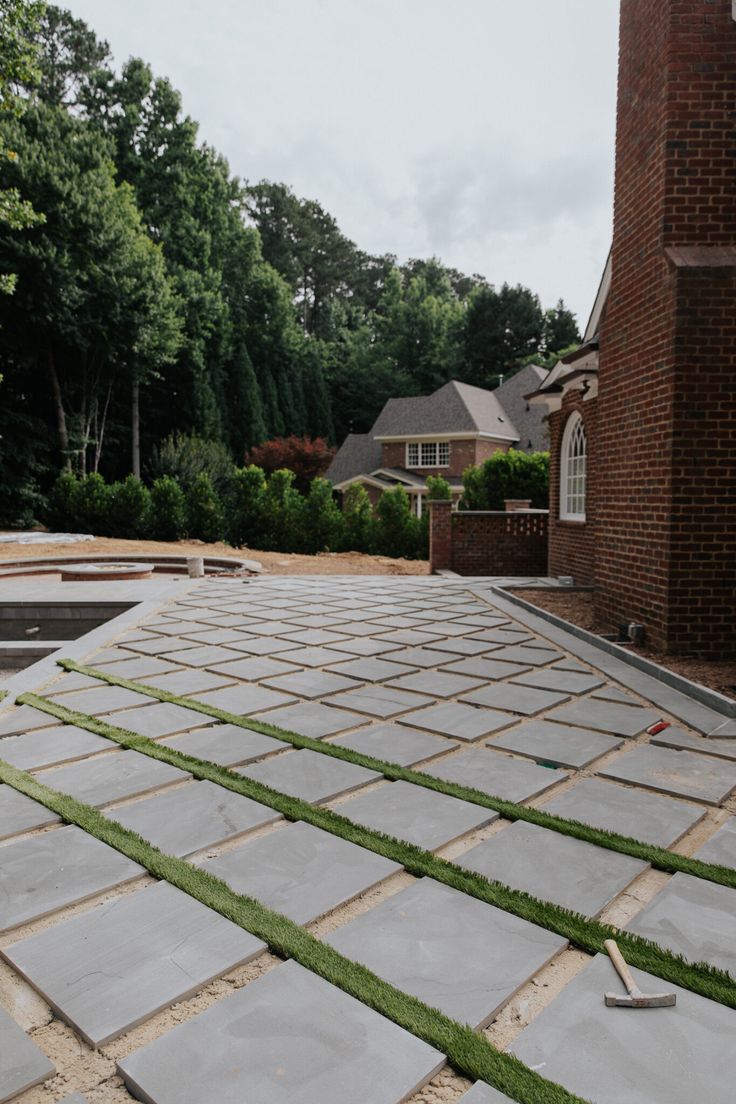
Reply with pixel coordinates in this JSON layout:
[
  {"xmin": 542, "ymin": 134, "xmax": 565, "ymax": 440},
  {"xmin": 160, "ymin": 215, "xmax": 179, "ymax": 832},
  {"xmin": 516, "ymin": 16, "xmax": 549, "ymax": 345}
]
[{"xmin": 60, "ymin": 562, "xmax": 153, "ymax": 582}]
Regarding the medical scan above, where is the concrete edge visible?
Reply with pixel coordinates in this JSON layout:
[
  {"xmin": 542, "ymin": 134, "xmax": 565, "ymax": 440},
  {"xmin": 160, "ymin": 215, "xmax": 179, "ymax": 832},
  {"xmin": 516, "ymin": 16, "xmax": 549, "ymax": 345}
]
[
  {"xmin": 474, "ymin": 585, "xmax": 735, "ymax": 734},
  {"xmin": 0, "ymin": 578, "xmax": 195, "ymax": 702}
]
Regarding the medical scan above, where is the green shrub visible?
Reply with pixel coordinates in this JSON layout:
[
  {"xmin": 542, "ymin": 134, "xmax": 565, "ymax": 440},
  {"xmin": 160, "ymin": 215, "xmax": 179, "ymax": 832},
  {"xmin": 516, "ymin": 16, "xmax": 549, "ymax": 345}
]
[
  {"xmin": 262, "ymin": 468, "xmax": 305, "ymax": 551},
  {"xmin": 149, "ymin": 433, "xmax": 235, "ymax": 494},
  {"xmin": 375, "ymin": 486, "xmax": 415, "ymax": 558},
  {"xmin": 148, "ymin": 476, "xmax": 187, "ymax": 540},
  {"xmin": 341, "ymin": 484, "xmax": 375, "ymax": 552},
  {"xmin": 461, "ymin": 449, "xmax": 549, "ymax": 510},
  {"xmin": 226, "ymin": 465, "xmax": 268, "ymax": 548},
  {"xmin": 76, "ymin": 473, "xmax": 113, "ymax": 535},
  {"xmin": 426, "ymin": 474, "xmax": 452, "ymax": 501},
  {"xmin": 109, "ymin": 476, "xmax": 150, "ymax": 538},
  {"xmin": 186, "ymin": 473, "xmax": 224, "ymax": 543},
  {"xmin": 46, "ymin": 472, "xmax": 81, "ymax": 531},
  {"xmin": 302, "ymin": 478, "xmax": 345, "ymax": 554}
]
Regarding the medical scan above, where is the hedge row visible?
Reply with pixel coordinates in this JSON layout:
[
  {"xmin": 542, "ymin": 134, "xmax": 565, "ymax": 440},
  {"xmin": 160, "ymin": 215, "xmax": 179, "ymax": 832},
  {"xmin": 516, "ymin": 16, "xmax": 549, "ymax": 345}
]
[{"xmin": 45, "ymin": 469, "xmax": 428, "ymax": 560}]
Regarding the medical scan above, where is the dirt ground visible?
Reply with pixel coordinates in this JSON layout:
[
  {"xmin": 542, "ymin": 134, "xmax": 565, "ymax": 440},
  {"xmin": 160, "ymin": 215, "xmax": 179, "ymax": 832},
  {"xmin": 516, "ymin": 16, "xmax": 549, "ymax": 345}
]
[
  {"xmin": 0, "ymin": 536, "xmax": 430, "ymax": 576},
  {"xmin": 513, "ymin": 588, "xmax": 736, "ymax": 700}
]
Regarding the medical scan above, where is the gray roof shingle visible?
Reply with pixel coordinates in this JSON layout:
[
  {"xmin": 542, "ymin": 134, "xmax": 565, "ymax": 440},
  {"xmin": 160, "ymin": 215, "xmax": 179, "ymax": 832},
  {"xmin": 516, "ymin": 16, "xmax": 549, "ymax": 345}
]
[{"xmin": 372, "ymin": 380, "xmax": 518, "ymax": 439}]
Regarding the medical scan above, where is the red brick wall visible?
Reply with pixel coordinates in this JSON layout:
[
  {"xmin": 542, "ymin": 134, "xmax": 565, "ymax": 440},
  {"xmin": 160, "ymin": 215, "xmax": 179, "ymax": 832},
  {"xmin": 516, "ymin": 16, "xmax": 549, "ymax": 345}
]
[
  {"xmin": 548, "ymin": 391, "xmax": 598, "ymax": 586},
  {"xmin": 594, "ymin": 0, "xmax": 736, "ymax": 657},
  {"xmin": 429, "ymin": 506, "xmax": 549, "ymax": 576},
  {"xmin": 380, "ymin": 439, "xmax": 508, "ymax": 478}
]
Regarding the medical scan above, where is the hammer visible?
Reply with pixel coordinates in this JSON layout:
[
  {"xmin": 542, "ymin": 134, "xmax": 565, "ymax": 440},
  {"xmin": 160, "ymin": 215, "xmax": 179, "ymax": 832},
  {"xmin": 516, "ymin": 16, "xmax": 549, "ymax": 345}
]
[{"xmin": 603, "ymin": 940, "xmax": 676, "ymax": 1008}]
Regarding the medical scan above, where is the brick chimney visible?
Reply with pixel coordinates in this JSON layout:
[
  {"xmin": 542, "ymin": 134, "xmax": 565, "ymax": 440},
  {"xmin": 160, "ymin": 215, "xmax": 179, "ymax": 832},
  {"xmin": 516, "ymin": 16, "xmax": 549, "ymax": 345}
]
[{"xmin": 594, "ymin": 0, "xmax": 736, "ymax": 657}]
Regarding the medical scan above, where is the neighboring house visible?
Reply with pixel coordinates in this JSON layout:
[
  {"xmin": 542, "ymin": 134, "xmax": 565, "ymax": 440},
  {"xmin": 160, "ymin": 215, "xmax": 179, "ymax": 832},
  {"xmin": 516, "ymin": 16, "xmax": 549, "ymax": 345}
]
[
  {"xmin": 327, "ymin": 378, "xmax": 537, "ymax": 515},
  {"xmin": 527, "ymin": 0, "xmax": 735, "ymax": 658}
]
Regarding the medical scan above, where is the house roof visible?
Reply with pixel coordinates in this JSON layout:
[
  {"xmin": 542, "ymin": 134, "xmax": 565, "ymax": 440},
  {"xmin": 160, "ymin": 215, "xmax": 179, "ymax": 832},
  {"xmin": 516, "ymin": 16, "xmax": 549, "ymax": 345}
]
[
  {"xmin": 372, "ymin": 380, "xmax": 519, "ymax": 441},
  {"xmin": 492, "ymin": 365, "xmax": 548, "ymax": 453},
  {"xmin": 325, "ymin": 434, "xmax": 381, "ymax": 485}
]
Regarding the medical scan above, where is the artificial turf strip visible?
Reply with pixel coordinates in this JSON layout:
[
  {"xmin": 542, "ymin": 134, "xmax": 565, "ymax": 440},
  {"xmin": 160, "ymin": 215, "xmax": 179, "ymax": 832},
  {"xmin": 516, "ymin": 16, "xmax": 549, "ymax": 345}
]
[
  {"xmin": 17, "ymin": 690, "xmax": 736, "ymax": 1010},
  {"xmin": 0, "ymin": 759, "xmax": 589, "ymax": 1104},
  {"xmin": 53, "ymin": 658, "xmax": 736, "ymax": 893}
]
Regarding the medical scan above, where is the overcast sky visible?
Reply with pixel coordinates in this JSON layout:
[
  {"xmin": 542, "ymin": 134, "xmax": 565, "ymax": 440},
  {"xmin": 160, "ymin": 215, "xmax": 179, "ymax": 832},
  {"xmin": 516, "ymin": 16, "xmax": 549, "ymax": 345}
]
[{"xmin": 67, "ymin": 0, "xmax": 620, "ymax": 326}]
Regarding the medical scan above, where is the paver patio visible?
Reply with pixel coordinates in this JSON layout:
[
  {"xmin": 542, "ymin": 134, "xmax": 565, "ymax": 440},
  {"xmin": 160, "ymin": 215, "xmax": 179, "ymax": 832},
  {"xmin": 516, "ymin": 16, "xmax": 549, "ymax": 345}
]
[{"xmin": 0, "ymin": 1005, "xmax": 55, "ymax": 1099}]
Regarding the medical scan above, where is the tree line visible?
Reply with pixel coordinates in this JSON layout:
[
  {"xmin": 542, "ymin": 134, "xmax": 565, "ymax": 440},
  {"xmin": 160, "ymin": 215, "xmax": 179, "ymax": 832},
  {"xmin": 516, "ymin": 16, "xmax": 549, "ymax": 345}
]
[{"xmin": 0, "ymin": 4, "xmax": 578, "ymax": 526}]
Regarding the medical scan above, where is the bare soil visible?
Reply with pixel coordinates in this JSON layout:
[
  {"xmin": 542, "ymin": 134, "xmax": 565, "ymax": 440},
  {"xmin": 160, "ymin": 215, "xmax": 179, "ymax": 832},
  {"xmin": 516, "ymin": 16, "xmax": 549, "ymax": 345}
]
[
  {"xmin": 0, "ymin": 536, "xmax": 429, "ymax": 576},
  {"xmin": 513, "ymin": 588, "xmax": 736, "ymax": 700}
]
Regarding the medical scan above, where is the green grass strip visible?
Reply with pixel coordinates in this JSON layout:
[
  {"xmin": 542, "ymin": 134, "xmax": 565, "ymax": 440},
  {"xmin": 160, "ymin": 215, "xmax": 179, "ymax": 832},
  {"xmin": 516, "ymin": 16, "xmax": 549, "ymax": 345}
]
[
  {"xmin": 0, "ymin": 757, "xmax": 590, "ymax": 1104},
  {"xmin": 18, "ymin": 689, "xmax": 736, "ymax": 1010},
  {"xmin": 55, "ymin": 658, "xmax": 736, "ymax": 892}
]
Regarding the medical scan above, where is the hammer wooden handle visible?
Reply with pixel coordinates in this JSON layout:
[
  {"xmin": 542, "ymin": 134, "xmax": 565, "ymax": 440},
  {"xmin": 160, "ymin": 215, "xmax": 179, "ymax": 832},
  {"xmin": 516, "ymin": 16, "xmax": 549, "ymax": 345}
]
[{"xmin": 604, "ymin": 939, "xmax": 637, "ymax": 995}]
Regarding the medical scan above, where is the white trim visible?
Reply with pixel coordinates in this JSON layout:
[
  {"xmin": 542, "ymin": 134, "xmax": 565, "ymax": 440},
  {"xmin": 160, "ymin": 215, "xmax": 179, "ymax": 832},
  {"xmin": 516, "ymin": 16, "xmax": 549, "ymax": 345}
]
[
  {"xmin": 583, "ymin": 248, "xmax": 611, "ymax": 343},
  {"xmin": 331, "ymin": 475, "xmax": 395, "ymax": 492},
  {"xmin": 559, "ymin": 411, "xmax": 587, "ymax": 522},
  {"xmin": 374, "ymin": 431, "xmax": 518, "ymax": 444}
]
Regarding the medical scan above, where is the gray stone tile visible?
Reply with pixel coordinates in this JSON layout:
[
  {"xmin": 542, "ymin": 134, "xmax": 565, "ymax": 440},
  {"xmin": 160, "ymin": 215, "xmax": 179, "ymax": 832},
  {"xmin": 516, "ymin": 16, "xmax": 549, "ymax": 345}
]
[
  {"xmin": 180, "ymin": 627, "xmax": 252, "ymax": 645},
  {"xmin": 459, "ymin": 821, "xmax": 647, "ymax": 917},
  {"xmin": 551, "ymin": 658, "xmax": 593, "ymax": 673},
  {"xmin": 329, "ymin": 724, "xmax": 454, "ymax": 766},
  {"xmin": 205, "ymin": 656, "xmax": 299, "ymax": 681},
  {"xmin": 160, "ymin": 724, "xmax": 284, "ymax": 766},
  {"xmin": 329, "ymin": 657, "xmax": 418, "ymax": 682},
  {"xmin": 200, "ymin": 821, "xmax": 401, "ymax": 924},
  {"xmin": 651, "ymin": 725, "xmax": 736, "ymax": 761},
  {"xmin": 136, "ymin": 668, "xmax": 233, "ymax": 696},
  {"xmin": 0, "ymin": 705, "xmax": 56, "ymax": 736},
  {"xmin": 549, "ymin": 699, "xmax": 661, "ymax": 737},
  {"xmin": 105, "ymin": 701, "xmax": 205, "ymax": 738},
  {"xmin": 85, "ymin": 655, "xmax": 178, "ymax": 680},
  {"xmin": 0, "ymin": 825, "xmax": 143, "ymax": 931},
  {"xmin": 253, "ymin": 701, "xmax": 366, "ymax": 738},
  {"xmin": 329, "ymin": 637, "xmax": 404, "ymax": 657},
  {"xmin": 118, "ymin": 959, "xmax": 443, "ymax": 1104},
  {"xmin": 263, "ymin": 669, "xmax": 358, "ymax": 699},
  {"xmin": 160, "ymin": 644, "xmax": 242, "ymax": 667},
  {"xmin": 324, "ymin": 685, "xmax": 433, "ymax": 718},
  {"xmin": 480, "ymin": 644, "xmax": 563, "ymax": 667},
  {"xmin": 0, "ymin": 1005, "xmax": 55, "ymax": 1098},
  {"xmin": 43, "ymin": 672, "xmax": 99, "ymax": 694},
  {"xmin": 423, "ymin": 747, "xmax": 568, "ymax": 802},
  {"xmin": 442, "ymin": 656, "xmax": 531, "ymax": 679},
  {"xmin": 289, "ymin": 614, "xmax": 352, "ymax": 629},
  {"xmin": 626, "ymin": 872, "xmax": 736, "ymax": 975},
  {"xmin": 237, "ymin": 748, "xmax": 380, "ymax": 803},
  {"xmin": 337, "ymin": 780, "xmax": 496, "ymax": 850},
  {"xmin": 224, "ymin": 636, "xmax": 301, "ymax": 656},
  {"xmin": 590, "ymin": 685, "xmax": 642, "ymax": 704},
  {"xmin": 468, "ymin": 628, "xmax": 533, "ymax": 645},
  {"xmin": 383, "ymin": 647, "xmax": 458, "ymax": 668},
  {"xmin": 38, "ymin": 750, "xmax": 190, "ymax": 807},
  {"xmin": 193, "ymin": 684, "xmax": 295, "ymax": 715},
  {"xmin": 266, "ymin": 645, "xmax": 350, "ymax": 667},
  {"xmin": 511, "ymin": 669, "xmax": 605, "ymax": 694},
  {"xmin": 489, "ymin": 720, "xmax": 623, "ymax": 769},
  {"xmin": 388, "ymin": 671, "xmax": 485, "ymax": 699},
  {"xmin": 412, "ymin": 620, "xmax": 472, "ymax": 636},
  {"xmin": 0, "ymin": 724, "xmax": 110, "ymax": 770},
  {"xmin": 110, "ymin": 780, "xmax": 281, "ymax": 856},
  {"xmin": 461, "ymin": 1083, "xmax": 513, "ymax": 1103},
  {"xmin": 333, "ymin": 620, "xmax": 396, "ymax": 636},
  {"xmin": 541, "ymin": 777, "xmax": 705, "ymax": 848},
  {"xmin": 45, "ymin": 685, "xmax": 154, "ymax": 715},
  {"xmin": 460, "ymin": 683, "xmax": 570, "ymax": 715},
  {"xmin": 130, "ymin": 637, "xmax": 200, "ymax": 656},
  {"xmin": 326, "ymin": 878, "xmax": 566, "ymax": 1027},
  {"xmin": 278, "ymin": 628, "xmax": 351, "ymax": 646},
  {"xmin": 695, "ymin": 818, "xmax": 736, "ymax": 866},
  {"xmin": 370, "ymin": 615, "xmax": 424, "ymax": 630},
  {"xmin": 401, "ymin": 702, "xmax": 515, "ymax": 742},
  {"xmin": 4, "ymin": 881, "xmax": 265, "ymax": 1047},
  {"xmin": 0, "ymin": 784, "xmax": 60, "ymax": 840},
  {"xmin": 374, "ymin": 629, "xmax": 445, "ymax": 646},
  {"xmin": 711, "ymin": 718, "xmax": 736, "ymax": 737},
  {"xmin": 599, "ymin": 744, "xmax": 736, "ymax": 806},
  {"xmin": 509, "ymin": 953, "xmax": 736, "ymax": 1104},
  {"xmin": 431, "ymin": 637, "xmax": 500, "ymax": 656}
]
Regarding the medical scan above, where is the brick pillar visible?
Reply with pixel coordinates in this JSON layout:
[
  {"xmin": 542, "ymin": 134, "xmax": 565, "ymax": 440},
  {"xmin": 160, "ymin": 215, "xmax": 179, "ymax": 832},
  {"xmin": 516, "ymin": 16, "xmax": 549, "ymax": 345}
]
[
  {"xmin": 594, "ymin": 0, "xmax": 736, "ymax": 658},
  {"xmin": 504, "ymin": 499, "xmax": 532, "ymax": 512},
  {"xmin": 429, "ymin": 500, "xmax": 453, "ymax": 572}
]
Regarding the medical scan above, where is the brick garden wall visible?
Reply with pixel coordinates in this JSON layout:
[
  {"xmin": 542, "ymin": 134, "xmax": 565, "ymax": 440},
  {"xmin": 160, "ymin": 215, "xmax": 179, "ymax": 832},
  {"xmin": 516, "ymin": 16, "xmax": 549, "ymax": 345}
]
[
  {"xmin": 429, "ymin": 501, "xmax": 548, "ymax": 576},
  {"xmin": 548, "ymin": 391, "xmax": 598, "ymax": 586}
]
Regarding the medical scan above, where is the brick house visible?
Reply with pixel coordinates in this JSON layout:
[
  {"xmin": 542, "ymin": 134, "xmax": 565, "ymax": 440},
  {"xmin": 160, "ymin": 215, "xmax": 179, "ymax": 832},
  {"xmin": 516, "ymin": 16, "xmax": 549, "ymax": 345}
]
[
  {"xmin": 327, "ymin": 369, "xmax": 547, "ymax": 515},
  {"xmin": 529, "ymin": 0, "xmax": 736, "ymax": 658}
]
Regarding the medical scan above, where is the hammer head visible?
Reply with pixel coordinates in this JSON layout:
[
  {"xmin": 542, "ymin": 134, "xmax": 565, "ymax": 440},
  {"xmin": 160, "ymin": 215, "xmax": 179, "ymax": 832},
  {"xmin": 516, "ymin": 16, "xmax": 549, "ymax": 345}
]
[{"xmin": 605, "ymin": 990, "xmax": 676, "ymax": 1008}]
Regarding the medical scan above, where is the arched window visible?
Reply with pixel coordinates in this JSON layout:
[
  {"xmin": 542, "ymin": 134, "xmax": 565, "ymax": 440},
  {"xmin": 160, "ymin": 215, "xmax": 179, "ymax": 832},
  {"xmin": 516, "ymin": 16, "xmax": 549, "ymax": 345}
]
[{"xmin": 560, "ymin": 412, "xmax": 587, "ymax": 521}]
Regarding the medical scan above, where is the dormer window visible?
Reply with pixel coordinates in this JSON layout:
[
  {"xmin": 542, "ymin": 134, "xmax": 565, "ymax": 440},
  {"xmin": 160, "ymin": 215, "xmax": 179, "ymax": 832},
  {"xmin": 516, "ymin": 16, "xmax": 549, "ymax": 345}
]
[{"xmin": 406, "ymin": 441, "xmax": 449, "ymax": 468}]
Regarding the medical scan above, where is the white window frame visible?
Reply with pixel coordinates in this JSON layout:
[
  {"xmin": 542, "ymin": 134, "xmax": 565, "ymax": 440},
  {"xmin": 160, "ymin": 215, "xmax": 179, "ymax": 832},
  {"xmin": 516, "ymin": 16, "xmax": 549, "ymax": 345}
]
[
  {"xmin": 559, "ymin": 412, "xmax": 587, "ymax": 521},
  {"xmin": 405, "ymin": 441, "xmax": 450, "ymax": 469}
]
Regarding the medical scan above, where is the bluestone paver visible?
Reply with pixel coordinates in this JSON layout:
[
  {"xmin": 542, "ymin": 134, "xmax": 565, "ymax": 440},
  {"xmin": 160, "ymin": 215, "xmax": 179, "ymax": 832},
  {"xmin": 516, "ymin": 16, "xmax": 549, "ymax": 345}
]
[
  {"xmin": 160, "ymin": 723, "xmax": 283, "ymax": 766},
  {"xmin": 0, "ymin": 724, "xmax": 110, "ymax": 770},
  {"xmin": 263, "ymin": 669, "xmax": 358, "ymax": 699},
  {"xmin": 193, "ymin": 683, "xmax": 295, "ymax": 715},
  {"xmin": 424, "ymin": 747, "xmax": 568, "ymax": 801},
  {"xmin": 328, "ymin": 657, "xmax": 418, "ymax": 682},
  {"xmin": 37, "ymin": 749, "xmax": 189, "ymax": 807},
  {"xmin": 252, "ymin": 701, "xmax": 366, "ymax": 738},
  {"xmin": 590, "ymin": 685, "xmax": 642, "ymax": 704},
  {"xmin": 160, "ymin": 644, "xmax": 241, "ymax": 667},
  {"xmin": 105, "ymin": 701, "xmax": 207, "ymax": 738},
  {"xmin": 0, "ymin": 825, "xmax": 143, "ymax": 931},
  {"xmin": 225, "ymin": 636, "xmax": 300, "ymax": 656},
  {"xmin": 599, "ymin": 744, "xmax": 736, "ymax": 805},
  {"xmin": 205, "ymin": 655, "xmax": 299, "ymax": 681},
  {"xmin": 326, "ymin": 879, "xmax": 566, "ymax": 1027},
  {"xmin": 375, "ymin": 628, "xmax": 445, "ymax": 646},
  {"xmin": 509, "ymin": 953, "xmax": 736, "ymax": 1104},
  {"xmin": 549, "ymin": 699, "xmax": 661, "ymax": 737},
  {"xmin": 651, "ymin": 725, "xmax": 736, "ymax": 761},
  {"xmin": 387, "ymin": 670, "xmax": 486, "ymax": 699},
  {"xmin": 511, "ymin": 669, "xmax": 605, "ymax": 694},
  {"xmin": 695, "ymin": 818, "xmax": 736, "ymax": 866},
  {"xmin": 200, "ymin": 821, "xmax": 401, "ymax": 924},
  {"xmin": 541, "ymin": 777, "xmax": 706, "ymax": 848},
  {"xmin": 337, "ymin": 779, "xmax": 497, "ymax": 850},
  {"xmin": 3, "ymin": 881, "xmax": 265, "ymax": 1046},
  {"xmin": 478, "ymin": 644, "xmax": 562, "ymax": 667},
  {"xmin": 323, "ymin": 685, "xmax": 433, "ymax": 718},
  {"xmin": 330, "ymin": 637, "xmax": 405, "ymax": 656},
  {"xmin": 458, "ymin": 821, "xmax": 647, "ymax": 917},
  {"xmin": 329, "ymin": 723, "xmax": 455, "ymax": 766},
  {"xmin": 0, "ymin": 705, "xmax": 56, "ymax": 736},
  {"xmin": 461, "ymin": 1083, "xmax": 514, "ymax": 1103},
  {"xmin": 442, "ymin": 656, "xmax": 531, "ymax": 679},
  {"xmin": 278, "ymin": 628, "xmax": 350, "ymax": 646},
  {"xmin": 0, "ymin": 785, "xmax": 60, "ymax": 840},
  {"xmin": 626, "ymin": 872, "xmax": 736, "ymax": 975},
  {"xmin": 82, "ymin": 655, "xmax": 176, "ymax": 680},
  {"xmin": 271, "ymin": 645, "xmax": 351, "ymax": 667},
  {"xmin": 0, "ymin": 1005, "xmax": 55, "ymax": 1099},
  {"xmin": 460, "ymin": 683, "xmax": 570, "ymax": 716},
  {"xmin": 117, "ymin": 960, "xmax": 443, "ymax": 1104},
  {"xmin": 400, "ymin": 702, "xmax": 515, "ymax": 742},
  {"xmin": 489, "ymin": 719, "xmax": 623, "ymax": 769},
  {"xmin": 467, "ymin": 628, "xmax": 532, "ymax": 645},
  {"xmin": 431, "ymin": 637, "xmax": 501, "ymax": 656},
  {"xmin": 383, "ymin": 647, "xmax": 458, "ymax": 668},
  {"xmin": 136, "ymin": 668, "xmax": 233, "ymax": 696},
  {"xmin": 110, "ymin": 778, "xmax": 281, "ymax": 855},
  {"xmin": 237, "ymin": 747, "xmax": 380, "ymax": 803}
]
